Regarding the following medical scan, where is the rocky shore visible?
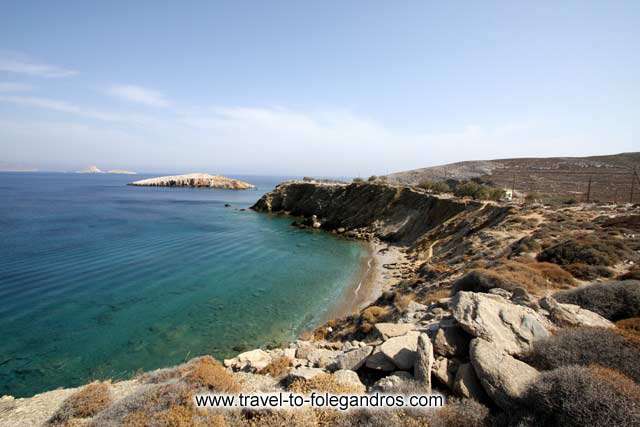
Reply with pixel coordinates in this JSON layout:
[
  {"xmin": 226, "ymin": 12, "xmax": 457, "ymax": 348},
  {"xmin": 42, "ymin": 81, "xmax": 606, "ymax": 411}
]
[
  {"xmin": 2, "ymin": 180, "xmax": 639, "ymax": 426},
  {"xmin": 129, "ymin": 173, "xmax": 255, "ymax": 189}
]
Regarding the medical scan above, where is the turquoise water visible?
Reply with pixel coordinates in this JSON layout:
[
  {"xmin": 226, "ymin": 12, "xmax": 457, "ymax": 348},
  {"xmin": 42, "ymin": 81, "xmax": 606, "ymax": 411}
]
[{"xmin": 0, "ymin": 173, "xmax": 367, "ymax": 397}]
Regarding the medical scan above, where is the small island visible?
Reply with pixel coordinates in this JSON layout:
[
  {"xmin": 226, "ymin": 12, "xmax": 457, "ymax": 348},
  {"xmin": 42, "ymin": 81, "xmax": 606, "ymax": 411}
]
[{"xmin": 129, "ymin": 173, "xmax": 255, "ymax": 190}]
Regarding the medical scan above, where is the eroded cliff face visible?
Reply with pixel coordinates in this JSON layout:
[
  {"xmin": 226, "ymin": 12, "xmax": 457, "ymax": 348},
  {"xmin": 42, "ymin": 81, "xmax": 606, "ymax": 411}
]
[{"xmin": 251, "ymin": 181, "xmax": 510, "ymax": 245}]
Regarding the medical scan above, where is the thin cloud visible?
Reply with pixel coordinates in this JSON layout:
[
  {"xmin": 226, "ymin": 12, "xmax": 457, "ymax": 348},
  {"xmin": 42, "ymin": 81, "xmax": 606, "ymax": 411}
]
[
  {"xmin": 0, "ymin": 52, "xmax": 78, "ymax": 78},
  {"xmin": 0, "ymin": 82, "xmax": 33, "ymax": 92},
  {"xmin": 106, "ymin": 84, "xmax": 170, "ymax": 107}
]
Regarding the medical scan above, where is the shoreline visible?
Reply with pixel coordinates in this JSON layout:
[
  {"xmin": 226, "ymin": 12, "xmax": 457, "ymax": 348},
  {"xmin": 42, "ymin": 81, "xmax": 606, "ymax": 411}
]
[{"xmin": 321, "ymin": 239, "xmax": 407, "ymax": 322}]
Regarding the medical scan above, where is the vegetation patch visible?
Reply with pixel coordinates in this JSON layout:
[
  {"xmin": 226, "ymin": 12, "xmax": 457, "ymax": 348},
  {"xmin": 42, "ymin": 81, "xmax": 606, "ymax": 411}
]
[
  {"xmin": 554, "ymin": 280, "xmax": 640, "ymax": 321},
  {"xmin": 49, "ymin": 381, "xmax": 112, "ymax": 424},
  {"xmin": 258, "ymin": 356, "xmax": 292, "ymax": 378},
  {"xmin": 537, "ymin": 234, "xmax": 632, "ymax": 267},
  {"xmin": 182, "ymin": 356, "xmax": 241, "ymax": 393},
  {"xmin": 526, "ymin": 327, "xmax": 640, "ymax": 382},
  {"xmin": 452, "ymin": 260, "xmax": 575, "ymax": 295},
  {"xmin": 514, "ymin": 365, "xmax": 640, "ymax": 427}
]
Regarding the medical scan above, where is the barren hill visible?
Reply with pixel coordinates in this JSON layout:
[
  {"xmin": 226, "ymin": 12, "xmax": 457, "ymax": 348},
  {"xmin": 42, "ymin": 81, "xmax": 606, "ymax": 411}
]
[{"xmin": 386, "ymin": 152, "xmax": 640, "ymax": 203}]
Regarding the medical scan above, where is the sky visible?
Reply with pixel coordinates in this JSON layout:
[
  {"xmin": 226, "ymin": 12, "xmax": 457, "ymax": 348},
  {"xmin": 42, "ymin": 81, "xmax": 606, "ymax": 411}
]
[{"xmin": 0, "ymin": 1, "xmax": 638, "ymax": 176}]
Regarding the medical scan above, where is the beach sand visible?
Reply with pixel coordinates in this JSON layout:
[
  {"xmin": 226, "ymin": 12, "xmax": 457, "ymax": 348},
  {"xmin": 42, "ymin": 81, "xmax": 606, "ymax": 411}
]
[{"xmin": 323, "ymin": 239, "xmax": 408, "ymax": 321}]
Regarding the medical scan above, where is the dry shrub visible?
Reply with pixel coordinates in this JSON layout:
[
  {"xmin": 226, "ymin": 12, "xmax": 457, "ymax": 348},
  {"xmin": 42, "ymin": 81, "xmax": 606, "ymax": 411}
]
[
  {"xmin": 619, "ymin": 267, "xmax": 640, "ymax": 281},
  {"xmin": 537, "ymin": 234, "xmax": 631, "ymax": 267},
  {"xmin": 426, "ymin": 398, "xmax": 491, "ymax": 427},
  {"xmin": 452, "ymin": 260, "xmax": 575, "ymax": 295},
  {"xmin": 602, "ymin": 214, "xmax": 640, "ymax": 231},
  {"xmin": 258, "ymin": 356, "xmax": 292, "ymax": 378},
  {"xmin": 424, "ymin": 287, "xmax": 451, "ymax": 305},
  {"xmin": 393, "ymin": 293, "xmax": 414, "ymax": 312},
  {"xmin": 182, "ymin": 356, "xmax": 240, "ymax": 393},
  {"xmin": 514, "ymin": 365, "xmax": 640, "ymax": 426},
  {"xmin": 361, "ymin": 305, "xmax": 391, "ymax": 324},
  {"xmin": 288, "ymin": 373, "xmax": 364, "ymax": 395},
  {"xmin": 526, "ymin": 326, "xmax": 640, "ymax": 382},
  {"xmin": 554, "ymin": 280, "xmax": 640, "ymax": 320},
  {"xmin": 562, "ymin": 263, "xmax": 613, "ymax": 280},
  {"xmin": 123, "ymin": 403, "xmax": 227, "ymax": 427},
  {"xmin": 617, "ymin": 317, "xmax": 640, "ymax": 335},
  {"xmin": 49, "ymin": 381, "xmax": 112, "ymax": 424}
]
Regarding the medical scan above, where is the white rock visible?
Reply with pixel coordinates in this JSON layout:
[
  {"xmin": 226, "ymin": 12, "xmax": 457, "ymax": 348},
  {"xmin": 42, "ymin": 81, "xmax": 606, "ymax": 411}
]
[
  {"xmin": 380, "ymin": 331, "xmax": 421, "ymax": 370},
  {"xmin": 375, "ymin": 323, "xmax": 416, "ymax": 340}
]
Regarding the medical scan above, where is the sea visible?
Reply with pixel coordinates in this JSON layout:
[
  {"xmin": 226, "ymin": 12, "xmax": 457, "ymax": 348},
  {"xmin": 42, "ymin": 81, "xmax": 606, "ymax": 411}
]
[{"xmin": 0, "ymin": 172, "xmax": 367, "ymax": 397}]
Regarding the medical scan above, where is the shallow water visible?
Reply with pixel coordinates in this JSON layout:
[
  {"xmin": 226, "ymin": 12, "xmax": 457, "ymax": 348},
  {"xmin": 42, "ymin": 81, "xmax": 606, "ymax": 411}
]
[{"xmin": 0, "ymin": 173, "xmax": 367, "ymax": 397}]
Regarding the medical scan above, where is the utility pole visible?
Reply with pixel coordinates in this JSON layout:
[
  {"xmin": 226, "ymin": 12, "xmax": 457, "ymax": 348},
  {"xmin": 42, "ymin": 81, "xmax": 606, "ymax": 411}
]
[
  {"xmin": 631, "ymin": 168, "xmax": 637, "ymax": 204},
  {"xmin": 585, "ymin": 176, "xmax": 592, "ymax": 203}
]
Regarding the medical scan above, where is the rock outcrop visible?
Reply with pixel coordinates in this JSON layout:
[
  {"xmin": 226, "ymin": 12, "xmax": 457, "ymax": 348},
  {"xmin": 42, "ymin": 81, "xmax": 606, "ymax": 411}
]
[{"xmin": 130, "ymin": 173, "xmax": 254, "ymax": 189}]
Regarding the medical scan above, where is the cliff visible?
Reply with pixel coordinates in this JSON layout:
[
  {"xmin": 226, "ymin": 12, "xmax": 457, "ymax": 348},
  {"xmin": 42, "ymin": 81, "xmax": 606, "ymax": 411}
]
[
  {"xmin": 129, "ymin": 173, "xmax": 254, "ymax": 190},
  {"xmin": 252, "ymin": 181, "xmax": 509, "ymax": 245}
]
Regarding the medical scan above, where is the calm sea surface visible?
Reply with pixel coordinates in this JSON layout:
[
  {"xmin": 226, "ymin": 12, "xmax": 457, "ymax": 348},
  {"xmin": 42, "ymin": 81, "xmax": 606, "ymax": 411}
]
[{"xmin": 0, "ymin": 173, "xmax": 366, "ymax": 397}]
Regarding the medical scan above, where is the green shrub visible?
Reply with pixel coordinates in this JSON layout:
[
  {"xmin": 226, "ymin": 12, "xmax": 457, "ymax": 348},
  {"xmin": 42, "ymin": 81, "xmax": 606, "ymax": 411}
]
[
  {"xmin": 368, "ymin": 175, "xmax": 377, "ymax": 182},
  {"xmin": 452, "ymin": 181, "xmax": 504, "ymax": 201},
  {"xmin": 526, "ymin": 327, "xmax": 640, "ymax": 382},
  {"xmin": 554, "ymin": 280, "xmax": 640, "ymax": 321},
  {"xmin": 417, "ymin": 180, "xmax": 451, "ymax": 194},
  {"xmin": 514, "ymin": 365, "xmax": 640, "ymax": 427},
  {"xmin": 352, "ymin": 177, "xmax": 364, "ymax": 183},
  {"xmin": 537, "ymin": 234, "xmax": 631, "ymax": 267}
]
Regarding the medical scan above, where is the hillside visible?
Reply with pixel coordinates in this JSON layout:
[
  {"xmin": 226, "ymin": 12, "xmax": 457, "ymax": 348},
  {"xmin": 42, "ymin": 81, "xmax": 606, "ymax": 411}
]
[{"xmin": 386, "ymin": 152, "xmax": 640, "ymax": 203}]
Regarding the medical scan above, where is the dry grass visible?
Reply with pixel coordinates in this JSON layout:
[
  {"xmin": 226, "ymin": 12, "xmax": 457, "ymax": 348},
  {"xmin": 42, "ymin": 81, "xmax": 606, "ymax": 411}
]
[
  {"xmin": 288, "ymin": 373, "xmax": 364, "ymax": 395},
  {"xmin": 452, "ymin": 259, "xmax": 575, "ymax": 295},
  {"xmin": 258, "ymin": 356, "xmax": 292, "ymax": 378},
  {"xmin": 182, "ymin": 356, "xmax": 241, "ymax": 393},
  {"xmin": 616, "ymin": 317, "xmax": 640, "ymax": 335},
  {"xmin": 361, "ymin": 305, "xmax": 391, "ymax": 324},
  {"xmin": 49, "ymin": 381, "xmax": 112, "ymax": 424},
  {"xmin": 424, "ymin": 287, "xmax": 451, "ymax": 305}
]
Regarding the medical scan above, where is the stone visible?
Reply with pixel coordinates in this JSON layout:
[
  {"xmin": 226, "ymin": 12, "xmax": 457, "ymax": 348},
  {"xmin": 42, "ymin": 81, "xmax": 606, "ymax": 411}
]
[
  {"xmin": 540, "ymin": 296, "xmax": 614, "ymax": 328},
  {"xmin": 305, "ymin": 348, "xmax": 340, "ymax": 368},
  {"xmin": 453, "ymin": 363, "xmax": 489, "ymax": 403},
  {"xmin": 295, "ymin": 341, "xmax": 316, "ymax": 360},
  {"xmin": 224, "ymin": 349, "xmax": 271, "ymax": 371},
  {"xmin": 470, "ymin": 338, "xmax": 540, "ymax": 410},
  {"xmin": 451, "ymin": 291, "xmax": 550, "ymax": 355},
  {"xmin": 432, "ymin": 323, "xmax": 470, "ymax": 357},
  {"xmin": 432, "ymin": 357, "xmax": 458, "ymax": 389},
  {"xmin": 488, "ymin": 288, "xmax": 512, "ymax": 299},
  {"xmin": 287, "ymin": 367, "xmax": 325, "ymax": 381},
  {"xmin": 510, "ymin": 287, "xmax": 539, "ymax": 310},
  {"xmin": 380, "ymin": 331, "xmax": 421, "ymax": 370},
  {"xmin": 365, "ymin": 348, "xmax": 397, "ymax": 371},
  {"xmin": 335, "ymin": 345, "xmax": 373, "ymax": 371},
  {"xmin": 372, "ymin": 371, "xmax": 413, "ymax": 393},
  {"xmin": 332, "ymin": 370, "xmax": 366, "ymax": 393},
  {"xmin": 283, "ymin": 348, "xmax": 296, "ymax": 360},
  {"xmin": 374, "ymin": 323, "xmax": 415, "ymax": 340},
  {"xmin": 414, "ymin": 333, "xmax": 433, "ymax": 390}
]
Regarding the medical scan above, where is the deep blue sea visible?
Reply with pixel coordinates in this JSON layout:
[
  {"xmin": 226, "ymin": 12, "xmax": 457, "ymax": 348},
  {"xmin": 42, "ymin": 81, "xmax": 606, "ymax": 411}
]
[{"xmin": 0, "ymin": 173, "xmax": 366, "ymax": 397}]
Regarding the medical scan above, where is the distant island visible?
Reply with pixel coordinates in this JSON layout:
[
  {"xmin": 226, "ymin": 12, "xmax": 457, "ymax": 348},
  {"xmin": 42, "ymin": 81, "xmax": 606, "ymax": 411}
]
[
  {"xmin": 76, "ymin": 166, "xmax": 136, "ymax": 174},
  {"xmin": 129, "ymin": 173, "xmax": 255, "ymax": 190}
]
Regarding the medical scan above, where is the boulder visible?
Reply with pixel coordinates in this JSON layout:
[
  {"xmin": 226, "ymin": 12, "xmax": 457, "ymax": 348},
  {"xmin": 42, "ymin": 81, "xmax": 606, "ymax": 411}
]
[
  {"xmin": 372, "ymin": 371, "xmax": 414, "ymax": 393},
  {"xmin": 332, "ymin": 370, "xmax": 366, "ymax": 393},
  {"xmin": 374, "ymin": 323, "xmax": 415, "ymax": 340},
  {"xmin": 539, "ymin": 296, "xmax": 614, "ymax": 328},
  {"xmin": 224, "ymin": 349, "xmax": 271, "ymax": 371},
  {"xmin": 287, "ymin": 367, "xmax": 325, "ymax": 382},
  {"xmin": 470, "ymin": 338, "xmax": 539, "ymax": 410},
  {"xmin": 453, "ymin": 363, "xmax": 489, "ymax": 403},
  {"xmin": 365, "ymin": 348, "xmax": 397, "ymax": 371},
  {"xmin": 451, "ymin": 291, "xmax": 550, "ymax": 355},
  {"xmin": 432, "ymin": 357, "xmax": 458, "ymax": 389},
  {"xmin": 335, "ymin": 345, "xmax": 373, "ymax": 371},
  {"xmin": 432, "ymin": 323, "xmax": 470, "ymax": 357},
  {"xmin": 295, "ymin": 341, "xmax": 317, "ymax": 360},
  {"xmin": 380, "ymin": 331, "xmax": 421, "ymax": 370},
  {"xmin": 305, "ymin": 348, "xmax": 340, "ymax": 368},
  {"xmin": 414, "ymin": 333, "xmax": 433, "ymax": 390}
]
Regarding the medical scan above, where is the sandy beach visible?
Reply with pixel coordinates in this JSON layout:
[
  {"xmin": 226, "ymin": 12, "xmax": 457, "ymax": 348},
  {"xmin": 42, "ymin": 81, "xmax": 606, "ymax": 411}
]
[{"xmin": 323, "ymin": 239, "xmax": 408, "ymax": 321}]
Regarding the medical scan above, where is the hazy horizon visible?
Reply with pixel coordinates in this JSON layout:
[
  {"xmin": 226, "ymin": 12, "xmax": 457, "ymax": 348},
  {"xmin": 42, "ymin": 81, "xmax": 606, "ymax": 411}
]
[{"xmin": 1, "ymin": 1, "xmax": 638, "ymax": 176}]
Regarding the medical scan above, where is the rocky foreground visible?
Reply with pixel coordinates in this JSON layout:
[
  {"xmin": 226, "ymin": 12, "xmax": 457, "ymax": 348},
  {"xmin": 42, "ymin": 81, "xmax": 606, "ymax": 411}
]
[
  {"xmin": 2, "ymin": 181, "xmax": 640, "ymax": 426},
  {"xmin": 129, "ymin": 173, "xmax": 255, "ymax": 190}
]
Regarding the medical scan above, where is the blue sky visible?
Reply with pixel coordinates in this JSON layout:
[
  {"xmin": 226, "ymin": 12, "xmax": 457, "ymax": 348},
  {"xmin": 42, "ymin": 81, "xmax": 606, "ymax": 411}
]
[{"xmin": 0, "ymin": 1, "xmax": 638, "ymax": 175}]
